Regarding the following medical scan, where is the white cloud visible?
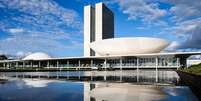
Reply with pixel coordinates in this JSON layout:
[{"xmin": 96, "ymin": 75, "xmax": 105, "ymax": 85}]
[
  {"xmin": 165, "ymin": 41, "xmax": 180, "ymax": 51},
  {"xmin": 162, "ymin": 0, "xmax": 201, "ymax": 22},
  {"xmin": 167, "ymin": 18, "xmax": 201, "ymax": 36},
  {"xmin": 161, "ymin": 17, "xmax": 201, "ymax": 49},
  {"xmin": 181, "ymin": 26, "xmax": 201, "ymax": 49},
  {"xmin": 168, "ymin": 18, "xmax": 201, "ymax": 37},
  {"xmin": 9, "ymin": 28, "xmax": 24, "ymax": 33},
  {"xmin": 0, "ymin": 0, "xmax": 83, "ymax": 56},
  {"xmin": 104, "ymin": 0, "xmax": 168, "ymax": 29},
  {"xmin": 0, "ymin": 0, "xmax": 81, "ymax": 28},
  {"xmin": 170, "ymin": 5, "xmax": 200, "ymax": 21},
  {"xmin": 117, "ymin": 0, "xmax": 167, "ymax": 22},
  {"xmin": 113, "ymin": 0, "xmax": 201, "ymax": 51},
  {"xmin": 23, "ymin": 79, "xmax": 64, "ymax": 88},
  {"xmin": 0, "ymin": 31, "xmax": 82, "ymax": 56},
  {"xmin": 106, "ymin": 0, "xmax": 201, "ymax": 51}
]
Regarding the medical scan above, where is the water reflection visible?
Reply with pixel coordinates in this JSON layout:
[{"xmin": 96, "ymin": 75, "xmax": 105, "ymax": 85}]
[
  {"xmin": 0, "ymin": 79, "xmax": 83, "ymax": 101},
  {"xmin": 0, "ymin": 70, "xmax": 179, "ymax": 84},
  {"xmin": 89, "ymin": 83, "xmax": 167, "ymax": 101},
  {"xmin": 87, "ymin": 82, "xmax": 198, "ymax": 101},
  {"xmin": 0, "ymin": 79, "xmax": 198, "ymax": 101}
]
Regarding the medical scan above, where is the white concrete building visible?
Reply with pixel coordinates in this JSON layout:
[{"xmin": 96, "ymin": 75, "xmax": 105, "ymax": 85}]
[
  {"xmin": 90, "ymin": 37, "xmax": 169, "ymax": 56},
  {"xmin": 84, "ymin": 2, "xmax": 114, "ymax": 57},
  {"xmin": 0, "ymin": 2, "xmax": 201, "ymax": 70},
  {"xmin": 84, "ymin": 5, "xmax": 95, "ymax": 56}
]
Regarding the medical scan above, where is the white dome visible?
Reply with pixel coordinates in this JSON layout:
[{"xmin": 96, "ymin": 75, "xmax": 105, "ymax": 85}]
[
  {"xmin": 23, "ymin": 52, "xmax": 51, "ymax": 60},
  {"xmin": 90, "ymin": 37, "xmax": 170, "ymax": 56}
]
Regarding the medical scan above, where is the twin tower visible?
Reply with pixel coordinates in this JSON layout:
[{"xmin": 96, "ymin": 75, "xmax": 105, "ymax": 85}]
[{"xmin": 84, "ymin": 2, "xmax": 114, "ymax": 57}]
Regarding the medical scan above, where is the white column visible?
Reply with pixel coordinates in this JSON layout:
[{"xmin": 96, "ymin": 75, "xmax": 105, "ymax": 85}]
[
  {"xmin": 104, "ymin": 58, "xmax": 107, "ymax": 70},
  {"xmin": 120, "ymin": 58, "xmax": 123, "ymax": 70},
  {"xmin": 67, "ymin": 60, "xmax": 70, "ymax": 70},
  {"xmin": 7, "ymin": 62, "xmax": 9, "ymax": 69},
  {"xmin": 90, "ymin": 59, "xmax": 93, "ymax": 81},
  {"xmin": 67, "ymin": 60, "xmax": 69, "ymax": 68},
  {"xmin": 47, "ymin": 61, "xmax": 50, "ymax": 69},
  {"xmin": 137, "ymin": 57, "xmax": 139, "ymax": 82},
  {"xmin": 90, "ymin": 60, "xmax": 93, "ymax": 68},
  {"xmin": 57, "ymin": 60, "xmax": 59, "ymax": 69},
  {"xmin": 176, "ymin": 58, "xmax": 179, "ymax": 70},
  {"xmin": 78, "ymin": 60, "xmax": 81, "ymax": 79},
  {"xmin": 155, "ymin": 57, "xmax": 158, "ymax": 83},
  {"xmin": 4, "ymin": 63, "xmax": 6, "ymax": 69},
  {"xmin": 38, "ymin": 61, "xmax": 41, "ymax": 68},
  {"xmin": 23, "ymin": 61, "xmax": 25, "ymax": 69},
  {"xmin": 30, "ymin": 61, "xmax": 33, "ymax": 68},
  {"xmin": 67, "ymin": 60, "xmax": 69, "ymax": 79},
  {"xmin": 15, "ymin": 62, "xmax": 18, "ymax": 68},
  {"xmin": 104, "ymin": 58, "xmax": 107, "ymax": 81},
  {"xmin": 120, "ymin": 58, "xmax": 123, "ymax": 82},
  {"xmin": 3, "ymin": 63, "xmax": 5, "ymax": 69},
  {"xmin": 56, "ymin": 71, "xmax": 59, "ymax": 79},
  {"xmin": 91, "ymin": 71, "xmax": 93, "ymax": 81}
]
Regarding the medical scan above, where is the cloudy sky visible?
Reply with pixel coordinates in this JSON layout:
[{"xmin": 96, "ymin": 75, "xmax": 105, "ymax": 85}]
[{"xmin": 0, "ymin": 0, "xmax": 201, "ymax": 57}]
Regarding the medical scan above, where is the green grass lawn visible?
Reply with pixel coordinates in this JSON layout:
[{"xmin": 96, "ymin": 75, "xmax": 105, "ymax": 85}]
[{"xmin": 179, "ymin": 63, "xmax": 201, "ymax": 76}]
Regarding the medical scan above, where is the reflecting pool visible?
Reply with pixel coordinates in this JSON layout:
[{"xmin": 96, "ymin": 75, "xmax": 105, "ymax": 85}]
[
  {"xmin": 0, "ymin": 70, "xmax": 179, "ymax": 84},
  {"xmin": 0, "ymin": 79, "xmax": 198, "ymax": 101},
  {"xmin": 0, "ymin": 70, "xmax": 198, "ymax": 101},
  {"xmin": 0, "ymin": 79, "xmax": 83, "ymax": 101}
]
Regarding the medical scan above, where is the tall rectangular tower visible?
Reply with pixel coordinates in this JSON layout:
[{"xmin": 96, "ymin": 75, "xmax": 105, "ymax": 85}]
[
  {"xmin": 84, "ymin": 2, "xmax": 114, "ymax": 57},
  {"xmin": 95, "ymin": 2, "xmax": 114, "ymax": 41},
  {"xmin": 84, "ymin": 5, "xmax": 95, "ymax": 56}
]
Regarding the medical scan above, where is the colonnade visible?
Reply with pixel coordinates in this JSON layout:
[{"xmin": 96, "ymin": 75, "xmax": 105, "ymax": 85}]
[{"xmin": 0, "ymin": 57, "xmax": 181, "ymax": 70}]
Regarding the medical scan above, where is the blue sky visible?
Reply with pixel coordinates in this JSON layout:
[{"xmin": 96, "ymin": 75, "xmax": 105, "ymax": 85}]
[{"xmin": 0, "ymin": 0, "xmax": 201, "ymax": 57}]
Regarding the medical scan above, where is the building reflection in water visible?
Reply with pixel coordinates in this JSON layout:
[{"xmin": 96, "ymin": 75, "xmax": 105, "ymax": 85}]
[
  {"xmin": 0, "ymin": 70, "xmax": 179, "ymax": 84},
  {"xmin": 0, "ymin": 70, "xmax": 196, "ymax": 101},
  {"xmin": 84, "ymin": 82, "xmax": 197, "ymax": 101},
  {"xmin": 0, "ymin": 77, "xmax": 198, "ymax": 101}
]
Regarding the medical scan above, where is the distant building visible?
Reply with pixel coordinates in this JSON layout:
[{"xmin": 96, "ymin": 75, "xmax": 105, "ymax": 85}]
[{"xmin": 187, "ymin": 59, "xmax": 201, "ymax": 67}]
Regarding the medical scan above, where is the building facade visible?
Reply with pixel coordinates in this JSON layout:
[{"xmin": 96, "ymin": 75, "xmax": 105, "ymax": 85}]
[
  {"xmin": 84, "ymin": 5, "xmax": 95, "ymax": 56},
  {"xmin": 84, "ymin": 2, "xmax": 114, "ymax": 57}
]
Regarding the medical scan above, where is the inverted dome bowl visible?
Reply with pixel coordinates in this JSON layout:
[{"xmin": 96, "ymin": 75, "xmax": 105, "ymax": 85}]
[{"xmin": 89, "ymin": 37, "xmax": 169, "ymax": 56}]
